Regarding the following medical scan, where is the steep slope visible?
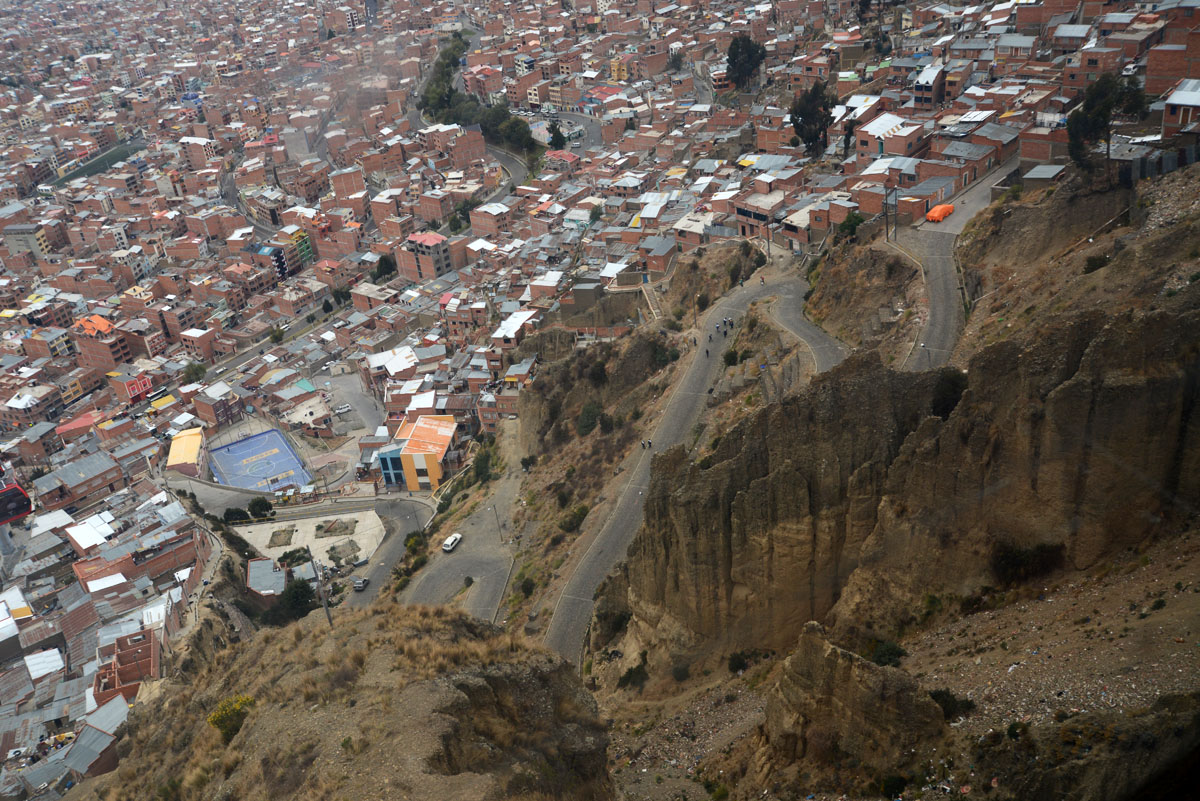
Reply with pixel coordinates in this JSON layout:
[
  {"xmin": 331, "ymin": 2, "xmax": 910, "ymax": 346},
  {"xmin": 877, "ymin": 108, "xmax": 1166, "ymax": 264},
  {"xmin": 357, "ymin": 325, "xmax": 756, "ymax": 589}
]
[
  {"xmin": 71, "ymin": 603, "xmax": 610, "ymax": 801},
  {"xmin": 591, "ymin": 353, "xmax": 950, "ymax": 659},
  {"xmin": 757, "ymin": 622, "xmax": 946, "ymax": 780},
  {"xmin": 593, "ymin": 309, "xmax": 1200, "ymax": 665}
]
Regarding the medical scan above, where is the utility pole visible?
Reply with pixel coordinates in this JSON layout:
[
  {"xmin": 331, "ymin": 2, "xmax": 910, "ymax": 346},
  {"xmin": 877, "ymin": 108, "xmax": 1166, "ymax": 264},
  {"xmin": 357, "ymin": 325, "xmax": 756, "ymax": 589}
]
[
  {"xmin": 884, "ymin": 187, "xmax": 890, "ymax": 240},
  {"xmin": 306, "ymin": 544, "xmax": 334, "ymax": 629},
  {"xmin": 490, "ymin": 504, "xmax": 503, "ymax": 544}
]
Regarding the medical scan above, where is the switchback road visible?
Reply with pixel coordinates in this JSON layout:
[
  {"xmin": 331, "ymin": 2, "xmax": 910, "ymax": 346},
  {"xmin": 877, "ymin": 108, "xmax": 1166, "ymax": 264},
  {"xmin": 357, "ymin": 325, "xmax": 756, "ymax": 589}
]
[{"xmin": 542, "ymin": 266, "xmax": 847, "ymax": 663}]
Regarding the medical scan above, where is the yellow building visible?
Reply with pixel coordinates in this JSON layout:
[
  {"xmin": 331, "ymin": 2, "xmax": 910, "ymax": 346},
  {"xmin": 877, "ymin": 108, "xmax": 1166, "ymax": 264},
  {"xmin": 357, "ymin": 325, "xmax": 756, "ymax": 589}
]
[
  {"xmin": 378, "ymin": 415, "xmax": 457, "ymax": 491},
  {"xmin": 166, "ymin": 427, "xmax": 206, "ymax": 478},
  {"xmin": 610, "ymin": 56, "xmax": 629, "ymax": 82}
]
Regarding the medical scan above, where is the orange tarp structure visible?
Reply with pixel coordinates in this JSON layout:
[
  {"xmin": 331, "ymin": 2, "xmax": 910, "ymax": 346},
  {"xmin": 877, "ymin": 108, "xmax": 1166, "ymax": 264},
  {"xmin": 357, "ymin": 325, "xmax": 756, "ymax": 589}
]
[{"xmin": 925, "ymin": 204, "xmax": 955, "ymax": 222}]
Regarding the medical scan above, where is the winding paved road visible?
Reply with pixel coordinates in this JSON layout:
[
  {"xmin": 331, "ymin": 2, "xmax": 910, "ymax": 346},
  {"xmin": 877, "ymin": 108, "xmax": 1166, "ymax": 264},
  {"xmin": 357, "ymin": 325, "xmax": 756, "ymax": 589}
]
[
  {"xmin": 345, "ymin": 498, "xmax": 437, "ymax": 608},
  {"xmin": 542, "ymin": 267, "xmax": 847, "ymax": 663},
  {"xmin": 893, "ymin": 156, "xmax": 1016, "ymax": 370}
]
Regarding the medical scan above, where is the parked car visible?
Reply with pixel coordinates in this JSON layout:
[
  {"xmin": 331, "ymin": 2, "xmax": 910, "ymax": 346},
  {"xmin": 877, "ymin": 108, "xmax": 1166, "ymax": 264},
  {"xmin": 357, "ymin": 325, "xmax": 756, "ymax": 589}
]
[
  {"xmin": 334, "ymin": 403, "xmax": 353, "ymax": 415},
  {"xmin": 352, "ymin": 576, "xmax": 369, "ymax": 591},
  {"xmin": 442, "ymin": 532, "xmax": 463, "ymax": 552}
]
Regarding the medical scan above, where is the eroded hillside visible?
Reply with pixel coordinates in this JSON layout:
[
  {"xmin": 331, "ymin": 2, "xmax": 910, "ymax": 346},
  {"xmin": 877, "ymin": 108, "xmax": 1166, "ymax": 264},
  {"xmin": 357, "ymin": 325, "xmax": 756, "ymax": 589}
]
[
  {"xmin": 594, "ymin": 308, "xmax": 1200, "ymax": 672},
  {"xmin": 71, "ymin": 603, "xmax": 610, "ymax": 801}
]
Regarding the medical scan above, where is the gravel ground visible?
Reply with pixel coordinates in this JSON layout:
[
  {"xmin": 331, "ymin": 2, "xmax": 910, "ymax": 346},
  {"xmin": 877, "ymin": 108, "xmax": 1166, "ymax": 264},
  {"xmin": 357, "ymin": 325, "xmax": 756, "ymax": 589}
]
[
  {"xmin": 1141, "ymin": 162, "xmax": 1200, "ymax": 234},
  {"xmin": 904, "ymin": 533, "xmax": 1200, "ymax": 739},
  {"xmin": 608, "ymin": 680, "xmax": 767, "ymax": 800}
]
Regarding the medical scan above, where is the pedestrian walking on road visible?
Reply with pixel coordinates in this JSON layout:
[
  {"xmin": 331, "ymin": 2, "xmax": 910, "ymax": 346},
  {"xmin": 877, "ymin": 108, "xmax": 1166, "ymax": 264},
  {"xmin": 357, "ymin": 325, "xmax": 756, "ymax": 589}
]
[
  {"xmin": 640, "ymin": 440, "xmax": 645, "ymax": 449},
  {"xmin": 705, "ymin": 349, "xmax": 709, "ymax": 357},
  {"xmin": 760, "ymin": 275, "xmax": 765, "ymax": 285},
  {"xmin": 647, "ymin": 440, "xmax": 652, "ymax": 449},
  {"xmin": 708, "ymin": 333, "xmax": 712, "ymax": 342}
]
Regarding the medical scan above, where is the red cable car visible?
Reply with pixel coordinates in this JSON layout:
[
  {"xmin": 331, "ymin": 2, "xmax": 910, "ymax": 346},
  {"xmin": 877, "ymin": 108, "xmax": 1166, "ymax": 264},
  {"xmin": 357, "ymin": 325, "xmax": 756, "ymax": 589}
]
[{"xmin": 0, "ymin": 482, "xmax": 31, "ymax": 527}]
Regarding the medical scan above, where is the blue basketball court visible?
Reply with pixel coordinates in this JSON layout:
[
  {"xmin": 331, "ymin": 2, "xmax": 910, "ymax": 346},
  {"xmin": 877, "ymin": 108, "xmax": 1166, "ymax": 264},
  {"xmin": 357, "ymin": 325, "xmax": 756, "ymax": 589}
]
[{"xmin": 209, "ymin": 429, "xmax": 311, "ymax": 491}]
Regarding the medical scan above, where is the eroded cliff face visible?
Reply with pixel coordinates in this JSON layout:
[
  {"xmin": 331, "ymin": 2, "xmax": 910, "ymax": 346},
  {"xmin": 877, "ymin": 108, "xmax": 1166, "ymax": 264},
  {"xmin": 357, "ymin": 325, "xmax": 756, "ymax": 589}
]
[
  {"xmin": 597, "ymin": 310, "xmax": 1200, "ymax": 659},
  {"xmin": 594, "ymin": 352, "xmax": 948, "ymax": 658},
  {"xmin": 754, "ymin": 622, "xmax": 945, "ymax": 782}
]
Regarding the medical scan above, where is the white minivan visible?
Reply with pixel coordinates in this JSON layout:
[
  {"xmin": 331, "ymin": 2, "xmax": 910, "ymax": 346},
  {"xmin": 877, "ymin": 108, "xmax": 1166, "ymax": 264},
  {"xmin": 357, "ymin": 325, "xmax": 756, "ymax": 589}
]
[{"xmin": 441, "ymin": 532, "xmax": 463, "ymax": 552}]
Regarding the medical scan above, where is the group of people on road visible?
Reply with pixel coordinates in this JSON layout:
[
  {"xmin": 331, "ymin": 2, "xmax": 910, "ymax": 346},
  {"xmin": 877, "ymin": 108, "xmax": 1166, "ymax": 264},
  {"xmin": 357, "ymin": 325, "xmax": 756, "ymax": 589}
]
[
  {"xmin": 640, "ymin": 439, "xmax": 653, "ymax": 449},
  {"xmin": 703, "ymin": 316, "xmax": 739, "ymax": 356}
]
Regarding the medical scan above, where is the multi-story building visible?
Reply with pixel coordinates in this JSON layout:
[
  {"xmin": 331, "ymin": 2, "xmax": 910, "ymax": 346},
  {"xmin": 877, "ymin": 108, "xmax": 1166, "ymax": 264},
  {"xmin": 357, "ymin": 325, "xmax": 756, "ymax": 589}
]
[
  {"xmin": 0, "ymin": 384, "xmax": 64, "ymax": 430},
  {"xmin": 193, "ymin": 384, "xmax": 243, "ymax": 427},
  {"xmin": 4, "ymin": 223, "xmax": 50, "ymax": 257},
  {"xmin": 397, "ymin": 231, "xmax": 452, "ymax": 282},
  {"xmin": 31, "ymin": 451, "xmax": 126, "ymax": 512},
  {"xmin": 22, "ymin": 326, "xmax": 75, "ymax": 360},
  {"xmin": 72, "ymin": 315, "xmax": 132, "ymax": 371}
]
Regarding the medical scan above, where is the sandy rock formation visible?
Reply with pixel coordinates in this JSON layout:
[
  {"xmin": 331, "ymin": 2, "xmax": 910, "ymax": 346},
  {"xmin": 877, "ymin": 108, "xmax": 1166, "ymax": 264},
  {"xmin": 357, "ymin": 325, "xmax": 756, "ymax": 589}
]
[
  {"xmin": 596, "ymin": 310, "xmax": 1200, "ymax": 659},
  {"xmin": 755, "ymin": 622, "xmax": 945, "ymax": 781}
]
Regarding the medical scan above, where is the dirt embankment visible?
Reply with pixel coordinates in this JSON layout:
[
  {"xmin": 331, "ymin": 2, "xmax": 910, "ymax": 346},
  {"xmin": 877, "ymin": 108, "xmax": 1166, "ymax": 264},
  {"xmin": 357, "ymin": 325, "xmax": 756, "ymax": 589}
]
[
  {"xmin": 71, "ymin": 604, "xmax": 610, "ymax": 801},
  {"xmin": 955, "ymin": 167, "xmax": 1200, "ymax": 359},
  {"xmin": 805, "ymin": 242, "xmax": 922, "ymax": 365}
]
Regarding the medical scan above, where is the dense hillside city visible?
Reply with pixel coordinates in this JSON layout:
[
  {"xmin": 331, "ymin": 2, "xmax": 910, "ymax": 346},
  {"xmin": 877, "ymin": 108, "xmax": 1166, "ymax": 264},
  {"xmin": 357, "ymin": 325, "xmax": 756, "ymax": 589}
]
[{"xmin": 0, "ymin": 0, "xmax": 1193, "ymax": 798}]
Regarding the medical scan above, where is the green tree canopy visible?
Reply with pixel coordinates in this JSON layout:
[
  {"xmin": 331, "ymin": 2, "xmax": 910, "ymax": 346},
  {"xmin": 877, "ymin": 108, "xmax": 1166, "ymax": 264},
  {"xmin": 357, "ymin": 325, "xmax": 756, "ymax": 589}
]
[
  {"xmin": 1067, "ymin": 73, "xmax": 1146, "ymax": 172},
  {"xmin": 262, "ymin": 580, "xmax": 317, "ymax": 626},
  {"xmin": 247, "ymin": 496, "xmax": 272, "ymax": 518},
  {"xmin": 548, "ymin": 120, "xmax": 566, "ymax": 150},
  {"xmin": 372, "ymin": 252, "xmax": 396, "ymax": 281},
  {"xmin": 790, "ymin": 80, "xmax": 835, "ymax": 156},
  {"xmin": 182, "ymin": 361, "xmax": 207, "ymax": 383},
  {"xmin": 726, "ymin": 35, "xmax": 766, "ymax": 89}
]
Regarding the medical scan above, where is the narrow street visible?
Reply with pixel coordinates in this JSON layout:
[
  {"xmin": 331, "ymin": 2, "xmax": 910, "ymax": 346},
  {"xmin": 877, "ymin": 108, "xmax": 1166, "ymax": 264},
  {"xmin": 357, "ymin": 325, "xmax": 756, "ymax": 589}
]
[
  {"xmin": 401, "ymin": 420, "xmax": 523, "ymax": 621},
  {"xmin": 893, "ymin": 156, "xmax": 1017, "ymax": 370}
]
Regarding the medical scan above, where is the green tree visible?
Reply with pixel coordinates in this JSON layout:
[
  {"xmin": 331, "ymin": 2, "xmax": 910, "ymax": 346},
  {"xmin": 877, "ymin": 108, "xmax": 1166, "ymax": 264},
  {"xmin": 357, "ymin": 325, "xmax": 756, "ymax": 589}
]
[
  {"xmin": 589, "ymin": 204, "xmax": 603, "ymax": 224},
  {"xmin": 224, "ymin": 507, "xmax": 250, "ymax": 524},
  {"xmin": 263, "ymin": 580, "xmax": 318, "ymax": 625},
  {"xmin": 447, "ymin": 214, "xmax": 463, "ymax": 233},
  {"xmin": 576, "ymin": 400, "xmax": 603, "ymax": 435},
  {"xmin": 726, "ymin": 34, "xmax": 766, "ymax": 89},
  {"xmin": 322, "ymin": 298, "xmax": 333, "ymax": 314},
  {"xmin": 838, "ymin": 211, "xmax": 865, "ymax": 238},
  {"xmin": 247, "ymin": 496, "xmax": 272, "ymax": 518},
  {"xmin": 1068, "ymin": 73, "xmax": 1146, "ymax": 173},
  {"xmin": 499, "ymin": 116, "xmax": 535, "ymax": 152},
  {"xmin": 473, "ymin": 448, "xmax": 493, "ymax": 483},
  {"xmin": 182, "ymin": 361, "xmax": 207, "ymax": 383},
  {"xmin": 791, "ymin": 80, "xmax": 835, "ymax": 156},
  {"xmin": 548, "ymin": 120, "xmax": 566, "ymax": 150},
  {"xmin": 269, "ymin": 326, "xmax": 284, "ymax": 344},
  {"xmin": 372, "ymin": 252, "xmax": 396, "ymax": 280},
  {"xmin": 667, "ymin": 50, "xmax": 684, "ymax": 72}
]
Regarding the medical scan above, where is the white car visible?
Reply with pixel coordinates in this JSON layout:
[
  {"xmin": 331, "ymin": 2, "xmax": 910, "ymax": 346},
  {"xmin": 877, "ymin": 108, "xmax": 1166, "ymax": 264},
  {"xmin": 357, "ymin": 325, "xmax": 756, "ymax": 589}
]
[
  {"xmin": 441, "ymin": 532, "xmax": 463, "ymax": 552},
  {"xmin": 334, "ymin": 403, "xmax": 353, "ymax": 415}
]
